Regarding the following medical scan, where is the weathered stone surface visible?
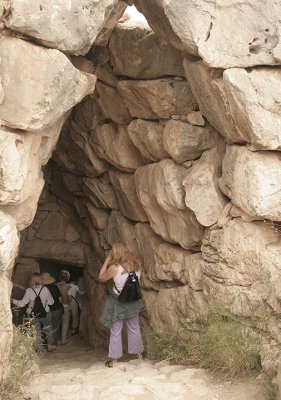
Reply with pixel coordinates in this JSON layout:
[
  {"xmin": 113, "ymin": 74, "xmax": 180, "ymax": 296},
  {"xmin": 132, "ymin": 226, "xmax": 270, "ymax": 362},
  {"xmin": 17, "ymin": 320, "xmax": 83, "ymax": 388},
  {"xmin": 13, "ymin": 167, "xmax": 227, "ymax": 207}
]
[
  {"xmin": 128, "ymin": 119, "xmax": 168, "ymax": 162},
  {"xmin": 222, "ymin": 67, "xmax": 281, "ymax": 151},
  {"xmin": 185, "ymin": 61, "xmax": 239, "ymax": 143},
  {"xmin": 72, "ymin": 94, "xmax": 105, "ymax": 132},
  {"xmin": 118, "ymin": 78, "xmax": 197, "ymax": 120},
  {"xmin": 0, "ymin": 212, "xmax": 19, "ymax": 273},
  {"xmin": 95, "ymin": 82, "xmax": 132, "ymax": 124},
  {"xmin": 22, "ymin": 239, "xmax": 85, "ymax": 266},
  {"xmin": 219, "ymin": 146, "xmax": 281, "ymax": 221},
  {"xmin": 92, "ymin": 123, "xmax": 146, "ymax": 171},
  {"xmin": 186, "ymin": 61, "xmax": 281, "ymax": 150},
  {"xmin": 186, "ymin": 111, "xmax": 205, "ymax": 127},
  {"xmin": 87, "ymin": 203, "xmax": 110, "ymax": 231},
  {"xmin": 202, "ymin": 218, "xmax": 281, "ymax": 316},
  {"xmin": 6, "ymin": 0, "xmax": 123, "ymax": 55},
  {"xmin": 0, "ymin": 130, "xmax": 38, "ymax": 205},
  {"xmin": 142, "ymin": 285, "xmax": 207, "ymax": 334},
  {"xmin": 163, "ymin": 120, "xmax": 223, "ymax": 164},
  {"xmin": 135, "ymin": 160, "xmax": 205, "ymax": 249},
  {"xmin": 55, "ymin": 121, "xmax": 109, "ymax": 178},
  {"xmin": 108, "ymin": 169, "xmax": 148, "ymax": 222},
  {"xmin": 135, "ymin": 0, "xmax": 281, "ymax": 68},
  {"xmin": 13, "ymin": 257, "xmax": 40, "ymax": 291},
  {"xmin": 183, "ymin": 147, "xmax": 227, "ymax": 227},
  {"xmin": 39, "ymin": 114, "xmax": 70, "ymax": 166},
  {"xmin": 104, "ymin": 210, "xmax": 139, "ymax": 256},
  {"xmin": 94, "ymin": 62, "xmax": 119, "ymax": 87},
  {"xmin": 133, "ymin": 0, "xmax": 186, "ymax": 54},
  {"xmin": 2, "ymin": 176, "xmax": 45, "ymax": 231},
  {"xmin": 135, "ymin": 223, "xmax": 203, "ymax": 290},
  {"xmin": 94, "ymin": 1, "xmax": 127, "ymax": 46},
  {"xmin": 109, "ymin": 22, "xmax": 185, "ymax": 79},
  {"xmin": 0, "ymin": 37, "xmax": 96, "ymax": 131},
  {"xmin": 84, "ymin": 175, "xmax": 118, "ymax": 210}
]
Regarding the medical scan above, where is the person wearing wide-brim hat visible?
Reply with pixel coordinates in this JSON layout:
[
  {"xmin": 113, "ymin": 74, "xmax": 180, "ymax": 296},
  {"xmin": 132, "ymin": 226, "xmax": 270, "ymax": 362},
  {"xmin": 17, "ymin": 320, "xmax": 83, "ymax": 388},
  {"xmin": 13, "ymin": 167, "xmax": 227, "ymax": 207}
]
[{"xmin": 41, "ymin": 273, "xmax": 63, "ymax": 346}]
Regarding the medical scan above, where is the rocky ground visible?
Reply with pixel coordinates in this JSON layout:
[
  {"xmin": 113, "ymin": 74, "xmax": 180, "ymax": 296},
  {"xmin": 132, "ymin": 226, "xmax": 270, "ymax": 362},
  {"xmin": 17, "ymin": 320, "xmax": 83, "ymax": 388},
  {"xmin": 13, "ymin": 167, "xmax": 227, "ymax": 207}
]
[{"xmin": 25, "ymin": 339, "xmax": 267, "ymax": 400}]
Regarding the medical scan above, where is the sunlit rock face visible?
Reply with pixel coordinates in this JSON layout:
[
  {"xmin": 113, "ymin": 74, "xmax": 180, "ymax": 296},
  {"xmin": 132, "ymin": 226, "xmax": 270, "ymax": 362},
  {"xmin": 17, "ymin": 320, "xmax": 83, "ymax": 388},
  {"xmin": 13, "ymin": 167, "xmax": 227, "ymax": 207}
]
[
  {"xmin": 134, "ymin": 0, "xmax": 281, "ymax": 68},
  {"xmin": 1, "ymin": 0, "xmax": 281, "ymax": 377},
  {"xmin": 5, "ymin": 0, "xmax": 126, "ymax": 55}
]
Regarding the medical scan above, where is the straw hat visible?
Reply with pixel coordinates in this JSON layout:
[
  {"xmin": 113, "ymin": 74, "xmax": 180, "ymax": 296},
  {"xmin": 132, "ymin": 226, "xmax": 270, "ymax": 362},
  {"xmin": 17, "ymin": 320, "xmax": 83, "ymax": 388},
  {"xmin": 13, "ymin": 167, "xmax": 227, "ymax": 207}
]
[{"xmin": 41, "ymin": 272, "xmax": 56, "ymax": 285}]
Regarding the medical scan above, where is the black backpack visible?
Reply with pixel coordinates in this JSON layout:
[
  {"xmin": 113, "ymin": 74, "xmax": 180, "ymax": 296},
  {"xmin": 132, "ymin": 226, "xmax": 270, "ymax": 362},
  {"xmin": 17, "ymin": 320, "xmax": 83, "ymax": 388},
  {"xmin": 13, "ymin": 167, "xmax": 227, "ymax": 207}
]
[
  {"xmin": 114, "ymin": 272, "xmax": 142, "ymax": 303},
  {"xmin": 31, "ymin": 287, "xmax": 47, "ymax": 318}
]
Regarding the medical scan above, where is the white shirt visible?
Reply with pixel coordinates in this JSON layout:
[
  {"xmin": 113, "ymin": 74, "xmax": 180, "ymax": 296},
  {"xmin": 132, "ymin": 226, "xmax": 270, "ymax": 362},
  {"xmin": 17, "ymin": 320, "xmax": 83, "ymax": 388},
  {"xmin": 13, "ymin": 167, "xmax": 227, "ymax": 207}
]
[
  {"xmin": 13, "ymin": 286, "xmax": 54, "ymax": 315},
  {"xmin": 112, "ymin": 265, "xmax": 141, "ymax": 295},
  {"xmin": 68, "ymin": 284, "xmax": 81, "ymax": 308},
  {"xmin": 68, "ymin": 284, "xmax": 80, "ymax": 299}
]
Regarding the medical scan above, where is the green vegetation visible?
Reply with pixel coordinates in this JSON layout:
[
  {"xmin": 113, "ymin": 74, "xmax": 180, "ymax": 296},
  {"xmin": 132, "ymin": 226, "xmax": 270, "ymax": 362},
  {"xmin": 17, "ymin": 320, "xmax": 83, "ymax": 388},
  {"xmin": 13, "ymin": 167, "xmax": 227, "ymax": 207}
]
[
  {"xmin": 0, "ymin": 319, "xmax": 39, "ymax": 400},
  {"xmin": 147, "ymin": 309, "xmax": 262, "ymax": 379}
]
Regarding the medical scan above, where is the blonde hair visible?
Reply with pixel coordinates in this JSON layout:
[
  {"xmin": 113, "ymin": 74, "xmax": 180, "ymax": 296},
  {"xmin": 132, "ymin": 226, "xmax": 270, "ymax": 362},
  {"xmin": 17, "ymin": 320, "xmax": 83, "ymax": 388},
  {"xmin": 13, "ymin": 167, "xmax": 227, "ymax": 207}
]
[
  {"xmin": 29, "ymin": 273, "xmax": 42, "ymax": 288},
  {"xmin": 109, "ymin": 242, "xmax": 141, "ymax": 273}
]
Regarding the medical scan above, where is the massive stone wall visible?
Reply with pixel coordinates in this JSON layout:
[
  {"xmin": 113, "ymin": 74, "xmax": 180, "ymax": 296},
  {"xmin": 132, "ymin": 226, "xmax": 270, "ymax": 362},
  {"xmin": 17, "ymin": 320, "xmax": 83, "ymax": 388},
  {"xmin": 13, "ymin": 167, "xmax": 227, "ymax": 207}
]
[{"xmin": 0, "ymin": 0, "xmax": 281, "ymax": 376}]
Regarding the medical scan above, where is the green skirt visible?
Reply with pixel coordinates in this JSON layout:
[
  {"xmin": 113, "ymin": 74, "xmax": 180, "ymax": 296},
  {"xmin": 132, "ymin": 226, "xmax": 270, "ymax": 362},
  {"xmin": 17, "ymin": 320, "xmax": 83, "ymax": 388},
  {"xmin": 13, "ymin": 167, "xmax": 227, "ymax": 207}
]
[{"xmin": 100, "ymin": 294, "xmax": 144, "ymax": 328}]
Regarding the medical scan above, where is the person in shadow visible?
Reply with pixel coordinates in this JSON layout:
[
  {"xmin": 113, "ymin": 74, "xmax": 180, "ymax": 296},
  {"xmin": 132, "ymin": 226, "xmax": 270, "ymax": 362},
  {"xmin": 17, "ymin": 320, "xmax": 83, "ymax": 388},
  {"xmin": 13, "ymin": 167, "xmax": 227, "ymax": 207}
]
[
  {"xmin": 12, "ymin": 273, "xmax": 56, "ymax": 352},
  {"xmin": 41, "ymin": 272, "xmax": 63, "ymax": 346}
]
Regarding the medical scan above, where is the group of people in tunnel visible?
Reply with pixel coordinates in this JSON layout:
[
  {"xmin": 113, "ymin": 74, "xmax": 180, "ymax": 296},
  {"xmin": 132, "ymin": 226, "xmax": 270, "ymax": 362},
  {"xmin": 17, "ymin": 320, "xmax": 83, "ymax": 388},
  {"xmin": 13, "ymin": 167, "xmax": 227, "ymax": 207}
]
[
  {"xmin": 12, "ymin": 270, "xmax": 85, "ymax": 352},
  {"xmin": 12, "ymin": 242, "xmax": 145, "ymax": 367}
]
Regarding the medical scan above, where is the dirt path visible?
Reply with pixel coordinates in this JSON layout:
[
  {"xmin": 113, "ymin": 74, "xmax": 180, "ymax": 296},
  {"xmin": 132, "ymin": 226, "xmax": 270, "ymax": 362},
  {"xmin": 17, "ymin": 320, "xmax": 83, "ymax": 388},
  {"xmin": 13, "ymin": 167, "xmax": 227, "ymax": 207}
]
[{"xmin": 26, "ymin": 338, "xmax": 267, "ymax": 400}]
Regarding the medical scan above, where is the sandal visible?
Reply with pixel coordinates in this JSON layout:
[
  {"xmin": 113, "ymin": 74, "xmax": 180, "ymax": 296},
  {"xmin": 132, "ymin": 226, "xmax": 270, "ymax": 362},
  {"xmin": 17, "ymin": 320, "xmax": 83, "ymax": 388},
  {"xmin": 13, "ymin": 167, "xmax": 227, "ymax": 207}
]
[{"xmin": 105, "ymin": 359, "xmax": 116, "ymax": 368}]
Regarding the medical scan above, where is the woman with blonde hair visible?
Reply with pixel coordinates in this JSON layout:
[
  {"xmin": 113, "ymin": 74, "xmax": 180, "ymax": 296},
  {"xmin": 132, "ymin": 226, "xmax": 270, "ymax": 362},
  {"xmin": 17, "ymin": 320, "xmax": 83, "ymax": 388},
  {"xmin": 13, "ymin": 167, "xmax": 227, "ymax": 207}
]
[
  {"xmin": 99, "ymin": 242, "xmax": 144, "ymax": 367},
  {"xmin": 12, "ymin": 272, "xmax": 56, "ymax": 352}
]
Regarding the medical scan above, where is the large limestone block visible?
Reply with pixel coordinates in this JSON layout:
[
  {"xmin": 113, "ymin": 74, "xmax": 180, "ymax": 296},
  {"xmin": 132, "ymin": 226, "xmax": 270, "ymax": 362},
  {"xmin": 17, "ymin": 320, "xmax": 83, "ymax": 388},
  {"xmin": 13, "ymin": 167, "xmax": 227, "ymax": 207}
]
[
  {"xmin": 109, "ymin": 23, "xmax": 185, "ymax": 79},
  {"xmin": 55, "ymin": 121, "xmax": 109, "ymax": 178},
  {"xmin": 39, "ymin": 114, "xmax": 70, "ymax": 166},
  {"xmin": 92, "ymin": 123, "xmax": 146, "ymax": 171},
  {"xmin": 135, "ymin": 223, "xmax": 163, "ymax": 289},
  {"xmin": 6, "ymin": 0, "xmax": 124, "ymax": 55},
  {"xmin": 183, "ymin": 147, "xmax": 227, "ymax": 227},
  {"xmin": 84, "ymin": 175, "xmax": 118, "ymax": 209},
  {"xmin": 142, "ymin": 285, "xmax": 207, "ymax": 334},
  {"xmin": 135, "ymin": 0, "xmax": 281, "ymax": 68},
  {"xmin": 202, "ymin": 219, "xmax": 281, "ymax": 316},
  {"xmin": 0, "ymin": 130, "xmax": 39, "ymax": 205},
  {"xmin": 118, "ymin": 78, "xmax": 197, "ymax": 120},
  {"xmin": 87, "ymin": 203, "xmax": 110, "ymax": 231},
  {"xmin": 128, "ymin": 119, "xmax": 169, "ymax": 162},
  {"xmin": 104, "ymin": 210, "xmax": 139, "ymax": 256},
  {"xmin": 135, "ymin": 223, "xmax": 203, "ymax": 290},
  {"xmin": 133, "ymin": 0, "xmax": 185, "ymax": 53},
  {"xmin": 21, "ymin": 239, "xmax": 85, "ymax": 266},
  {"xmin": 109, "ymin": 169, "xmax": 148, "ymax": 222},
  {"xmin": 0, "ymin": 211, "xmax": 19, "ymax": 272},
  {"xmin": 95, "ymin": 82, "xmax": 132, "ymax": 124},
  {"xmin": 186, "ymin": 61, "xmax": 281, "ymax": 150},
  {"xmin": 2, "ymin": 176, "xmax": 45, "ymax": 231},
  {"xmin": 222, "ymin": 67, "xmax": 281, "ymax": 151},
  {"xmin": 185, "ymin": 61, "xmax": 239, "ymax": 143},
  {"xmin": 134, "ymin": 160, "xmax": 205, "ymax": 249},
  {"xmin": 155, "ymin": 244, "xmax": 203, "ymax": 290},
  {"xmin": 0, "ymin": 37, "xmax": 96, "ymax": 131},
  {"xmin": 36, "ymin": 212, "xmax": 70, "ymax": 241},
  {"xmin": 94, "ymin": 1, "xmax": 127, "ymax": 46},
  {"xmin": 72, "ymin": 94, "xmax": 105, "ymax": 132},
  {"xmin": 163, "ymin": 120, "xmax": 223, "ymax": 164},
  {"xmin": 219, "ymin": 146, "xmax": 281, "ymax": 221}
]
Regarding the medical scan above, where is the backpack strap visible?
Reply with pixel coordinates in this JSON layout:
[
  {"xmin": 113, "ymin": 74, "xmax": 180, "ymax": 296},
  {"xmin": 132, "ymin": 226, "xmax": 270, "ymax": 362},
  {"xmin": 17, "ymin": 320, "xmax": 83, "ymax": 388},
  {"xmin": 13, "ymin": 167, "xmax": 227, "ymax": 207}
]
[
  {"xmin": 112, "ymin": 280, "xmax": 121, "ymax": 294},
  {"xmin": 32, "ymin": 286, "xmax": 44, "ymax": 297}
]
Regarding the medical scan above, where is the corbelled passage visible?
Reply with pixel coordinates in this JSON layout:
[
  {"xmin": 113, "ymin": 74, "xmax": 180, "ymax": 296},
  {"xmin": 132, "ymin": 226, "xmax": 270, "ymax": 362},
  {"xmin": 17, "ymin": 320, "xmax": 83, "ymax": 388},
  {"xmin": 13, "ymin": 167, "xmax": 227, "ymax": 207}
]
[{"xmin": 1, "ymin": 0, "xmax": 281, "ymax": 383}]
